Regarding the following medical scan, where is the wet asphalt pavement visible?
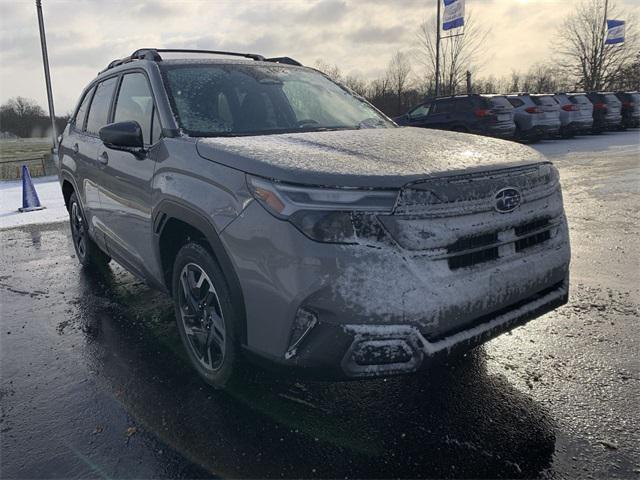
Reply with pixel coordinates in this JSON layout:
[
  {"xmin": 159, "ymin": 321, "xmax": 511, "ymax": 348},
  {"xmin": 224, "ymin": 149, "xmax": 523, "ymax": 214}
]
[{"xmin": 1, "ymin": 131, "xmax": 639, "ymax": 479}]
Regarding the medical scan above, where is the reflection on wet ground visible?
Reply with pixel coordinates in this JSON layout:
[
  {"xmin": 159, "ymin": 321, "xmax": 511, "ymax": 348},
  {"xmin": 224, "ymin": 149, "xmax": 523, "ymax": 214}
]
[
  {"xmin": 2, "ymin": 144, "xmax": 639, "ymax": 478},
  {"xmin": 2, "ymin": 225, "xmax": 555, "ymax": 478}
]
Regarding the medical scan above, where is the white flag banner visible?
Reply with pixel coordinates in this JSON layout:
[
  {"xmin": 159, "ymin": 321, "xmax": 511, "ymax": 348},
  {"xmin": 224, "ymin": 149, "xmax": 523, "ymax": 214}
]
[
  {"xmin": 605, "ymin": 20, "xmax": 625, "ymax": 44},
  {"xmin": 443, "ymin": 0, "xmax": 464, "ymax": 31}
]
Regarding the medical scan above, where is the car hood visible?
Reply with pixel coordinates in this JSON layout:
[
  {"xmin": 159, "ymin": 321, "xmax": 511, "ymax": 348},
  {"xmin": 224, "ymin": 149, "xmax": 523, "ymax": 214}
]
[{"xmin": 195, "ymin": 127, "xmax": 548, "ymax": 188}]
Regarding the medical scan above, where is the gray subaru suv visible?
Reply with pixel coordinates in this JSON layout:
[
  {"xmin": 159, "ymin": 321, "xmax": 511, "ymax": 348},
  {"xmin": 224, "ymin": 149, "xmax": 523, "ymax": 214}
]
[{"xmin": 57, "ymin": 49, "xmax": 571, "ymax": 388}]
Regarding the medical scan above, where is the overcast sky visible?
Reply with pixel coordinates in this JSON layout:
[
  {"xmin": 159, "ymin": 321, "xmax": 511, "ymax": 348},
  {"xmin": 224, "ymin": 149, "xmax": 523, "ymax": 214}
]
[{"xmin": 1, "ymin": 0, "xmax": 638, "ymax": 113}]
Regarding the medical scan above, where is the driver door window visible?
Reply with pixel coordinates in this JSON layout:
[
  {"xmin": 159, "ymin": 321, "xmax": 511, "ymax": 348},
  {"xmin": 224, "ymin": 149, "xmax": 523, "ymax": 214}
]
[
  {"xmin": 113, "ymin": 73, "xmax": 158, "ymax": 145},
  {"xmin": 409, "ymin": 104, "xmax": 431, "ymax": 119}
]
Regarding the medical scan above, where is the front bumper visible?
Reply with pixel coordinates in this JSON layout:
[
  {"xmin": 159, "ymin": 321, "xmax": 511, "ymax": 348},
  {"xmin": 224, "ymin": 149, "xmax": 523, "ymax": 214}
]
[
  {"xmin": 243, "ymin": 277, "xmax": 569, "ymax": 379},
  {"xmin": 222, "ymin": 193, "xmax": 571, "ymax": 379}
]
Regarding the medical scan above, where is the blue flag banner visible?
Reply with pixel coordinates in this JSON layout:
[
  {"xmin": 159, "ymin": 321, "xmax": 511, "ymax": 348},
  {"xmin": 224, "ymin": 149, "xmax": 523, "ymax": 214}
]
[
  {"xmin": 605, "ymin": 19, "xmax": 625, "ymax": 44},
  {"xmin": 443, "ymin": 0, "xmax": 464, "ymax": 30}
]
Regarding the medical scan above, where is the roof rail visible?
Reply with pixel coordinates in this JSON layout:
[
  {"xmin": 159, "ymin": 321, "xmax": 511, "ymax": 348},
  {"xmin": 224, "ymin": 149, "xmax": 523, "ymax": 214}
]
[
  {"xmin": 100, "ymin": 48, "xmax": 303, "ymax": 73},
  {"xmin": 264, "ymin": 56, "xmax": 303, "ymax": 66}
]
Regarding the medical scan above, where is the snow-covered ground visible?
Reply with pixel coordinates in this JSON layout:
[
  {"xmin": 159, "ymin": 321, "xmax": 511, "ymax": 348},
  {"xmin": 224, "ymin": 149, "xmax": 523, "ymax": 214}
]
[
  {"xmin": 531, "ymin": 129, "xmax": 639, "ymax": 158},
  {"xmin": 0, "ymin": 130, "xmax": 637, "ymax": 230},
  {"xmin": 0, "ymin": 175, "xmax": 67, "ymax": 230}
]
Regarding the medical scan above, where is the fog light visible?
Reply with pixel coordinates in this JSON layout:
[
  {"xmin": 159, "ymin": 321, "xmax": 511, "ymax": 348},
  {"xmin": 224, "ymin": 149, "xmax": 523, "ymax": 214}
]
[{"xmin": 284, "ymin": 307, "xmax": 318, "ymax": 360}]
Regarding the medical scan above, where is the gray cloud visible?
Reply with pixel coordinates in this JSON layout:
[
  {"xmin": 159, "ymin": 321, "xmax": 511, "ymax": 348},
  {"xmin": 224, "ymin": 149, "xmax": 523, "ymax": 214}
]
[{"xmin": 2, "ymin": 0, "xmax": 639, "ymax": 112}]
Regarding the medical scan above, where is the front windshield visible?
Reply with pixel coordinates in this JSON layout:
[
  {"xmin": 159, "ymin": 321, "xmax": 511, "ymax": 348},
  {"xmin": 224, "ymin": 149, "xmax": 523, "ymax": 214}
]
[{"xmin": 161, "ymin": 63, "xmax": 393, "ymax": 136}]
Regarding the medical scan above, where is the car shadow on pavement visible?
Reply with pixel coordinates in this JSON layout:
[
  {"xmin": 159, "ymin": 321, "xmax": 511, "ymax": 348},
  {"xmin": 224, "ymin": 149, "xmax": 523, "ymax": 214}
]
[{"xmin": 70, "ymin": 265, "xmax": 558, "ymax": 479}]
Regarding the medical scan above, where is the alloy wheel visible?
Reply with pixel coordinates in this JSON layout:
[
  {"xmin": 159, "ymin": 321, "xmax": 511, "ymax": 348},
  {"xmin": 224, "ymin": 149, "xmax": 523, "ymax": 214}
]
[
  {"xmin": 178, "ymin": 262, "xmax": 226, "ymax": 372},
  {"xmin": 70, "ymin": 202, "xmax": 87, "ymax": 259}
]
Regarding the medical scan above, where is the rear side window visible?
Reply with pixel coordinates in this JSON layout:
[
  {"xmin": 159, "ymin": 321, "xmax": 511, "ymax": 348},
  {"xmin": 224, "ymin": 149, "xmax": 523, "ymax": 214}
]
[
  {"xmin": 455, "ymin": 99, "xmax": 474, "ymax": 112},
  {"xmin": 113, "ymin": 73, "xmax": 158, "ymax": 145},
  {"xmin": 432, "ymin": 99, "xmax": 456, "ymax": 114},
  {"xmin": 85, "ymin": 77, "xmax": 118, "ymax": 136},
  {"xmin": 73, "ymin": 87, "xmax": 94, "ymax": 131}
]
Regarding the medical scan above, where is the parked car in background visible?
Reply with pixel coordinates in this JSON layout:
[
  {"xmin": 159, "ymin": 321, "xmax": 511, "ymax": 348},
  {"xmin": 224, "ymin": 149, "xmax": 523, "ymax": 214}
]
[
  {"xmin": 395, "ymin": 94, "xmax": 515, "ymax": 139},
  {"xmin": 585, "ymin": 92, "xmax": 623, "ymax": 132},
  {"xmin": 506, "ymin": 94, "xmax": 560, "ymax": 142},
  {"xmin": 615, "ymin": 91, "xmax": 640, "ymax": 128},
  {"xmin": 57, "ymin": 48, "xmax": 570, "ymax": 388},
  {"xmin": 553, "ymin": 93, "xmax": 593, "ymax": 137},
  {"xmin": 565, "ymin": 93, "xmax": 595, "ymax": 134}
]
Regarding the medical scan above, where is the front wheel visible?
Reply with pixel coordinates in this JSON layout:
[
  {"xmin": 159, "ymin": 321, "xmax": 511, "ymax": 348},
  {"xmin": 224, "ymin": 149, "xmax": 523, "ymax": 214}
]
[
  {"xmin": 172, "ymin": 242, "xmax": 241, "ymax": 389},
  {"xmin": 68, "ymin": 192, "xmax": 110, "ymax": 269}
]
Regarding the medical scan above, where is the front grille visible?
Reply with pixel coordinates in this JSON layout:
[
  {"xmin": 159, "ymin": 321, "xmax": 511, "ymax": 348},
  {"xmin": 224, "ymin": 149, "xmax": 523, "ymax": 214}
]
[
  {"xmin": 448, "ymin": 247, "xmax": 499, "ymax": 270},
  {"xmin": 515, "ymin": 218, "xmax": 550, "ymax": 236},
  {"xmin": 515, "ymin": 230, "xmax": 551, "ymax": 252},
  {"xmin": 447, "ymin": 232, "xmax": 498, "ymax": 253},
  {"xmin": 445, "ymin": 217, "xmax": 556, "ymax": 270}
]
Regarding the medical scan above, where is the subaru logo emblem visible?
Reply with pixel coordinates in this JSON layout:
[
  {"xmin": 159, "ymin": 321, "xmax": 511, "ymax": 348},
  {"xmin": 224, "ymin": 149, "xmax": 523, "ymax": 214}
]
[{"xmin": 495, "ymin": 187, "xmax": 521, "ymax": 213}]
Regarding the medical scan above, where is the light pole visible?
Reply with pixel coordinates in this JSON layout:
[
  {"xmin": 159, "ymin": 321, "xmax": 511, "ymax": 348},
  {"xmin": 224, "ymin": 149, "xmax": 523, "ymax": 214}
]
[
  {"xmin": 35, "ymin": 0, "xmax": 57, "ymax": 148},
  {"xmin": 435, "ymin": 0, "xmax": 441, "ymax": 97}
]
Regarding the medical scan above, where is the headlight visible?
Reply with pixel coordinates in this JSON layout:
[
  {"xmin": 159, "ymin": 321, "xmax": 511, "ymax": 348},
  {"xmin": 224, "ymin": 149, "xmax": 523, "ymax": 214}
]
[{"xmin": 247, "ymin": 175, "xmax": 397, "ymax": 244}]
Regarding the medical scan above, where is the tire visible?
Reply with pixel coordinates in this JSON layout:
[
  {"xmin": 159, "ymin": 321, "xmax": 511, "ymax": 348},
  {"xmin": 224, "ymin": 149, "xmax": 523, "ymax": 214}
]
[
  {"xmin": 68, "ymin": 192, "xmax": 111, "ymax": 269},
  {"xmin": 172, "ymin": 242, "xmax": 241, "ymax": 389}
]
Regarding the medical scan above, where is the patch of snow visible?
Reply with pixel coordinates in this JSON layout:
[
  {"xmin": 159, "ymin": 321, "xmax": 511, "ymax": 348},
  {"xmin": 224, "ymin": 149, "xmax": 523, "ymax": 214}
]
[
  {"xmin": 531, "ymin": 129, "xmax": 639, "ymax": 158},
  {"xmin": 0, "ymin": 175, "xmax": 67, "ymax": 230}
]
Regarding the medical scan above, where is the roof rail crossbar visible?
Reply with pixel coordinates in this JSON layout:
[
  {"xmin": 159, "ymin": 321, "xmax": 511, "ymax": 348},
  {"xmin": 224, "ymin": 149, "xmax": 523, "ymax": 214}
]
[
  {"xmin": 265, "ymin": 56, "xmax": 303, "ymax": 66},
  {"xmin": 152, "ymin": 48, "xmax": 265, "ymax": 61},
  {"xmin": 101, "ymin": 48, "xmax": 303, "ymax": 74}
]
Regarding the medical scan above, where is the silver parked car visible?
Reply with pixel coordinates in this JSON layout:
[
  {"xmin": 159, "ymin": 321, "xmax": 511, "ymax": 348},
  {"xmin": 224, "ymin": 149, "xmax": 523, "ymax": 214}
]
[
  {"xmin": 57, "ymin": 49, "xmax": 571, "ymax": 388},
  {"xmin": 507, "ymin": 94, "xmax": 561, "ymax": 142},
  {"xmin": 554, "ymin": 93, "xmax": 594, "ymax": 137}
]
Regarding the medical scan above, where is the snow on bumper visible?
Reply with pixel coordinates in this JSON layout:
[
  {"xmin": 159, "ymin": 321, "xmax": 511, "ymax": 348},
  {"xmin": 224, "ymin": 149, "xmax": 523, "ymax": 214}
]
[{"xmin": 340, "ymin": 276, "xmax": 568, "ymax": 377}]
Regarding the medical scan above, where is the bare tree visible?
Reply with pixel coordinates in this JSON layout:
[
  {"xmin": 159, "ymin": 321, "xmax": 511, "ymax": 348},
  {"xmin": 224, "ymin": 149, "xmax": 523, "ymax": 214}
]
[
  {"xmin": 554, "ymin": 0, "xmax": 638, "ymax": 90},
  {"xmin": 386, "ymin": 51, "xmax": 412, "ymax": 114},
  {"xmin": 416, "ymin": 10, "xmax": 490, "ymax": 96},
  {"xmin": 314, "ymin": 59, "xmax": 343, "ymax": 82},
  {"xmin": 343, "ymin": 75, "xmax": 369, "ymax": 97}
]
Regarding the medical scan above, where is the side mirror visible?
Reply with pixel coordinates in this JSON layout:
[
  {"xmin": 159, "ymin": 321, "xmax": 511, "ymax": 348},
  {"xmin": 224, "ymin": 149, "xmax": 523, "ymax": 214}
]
[{"xmin": 99, "ymin": 121, "xmax": 144, "ymax": 151}]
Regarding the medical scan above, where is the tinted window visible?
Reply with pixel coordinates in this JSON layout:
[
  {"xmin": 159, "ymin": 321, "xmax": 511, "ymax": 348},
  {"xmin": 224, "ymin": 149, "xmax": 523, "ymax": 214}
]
[
  {"xmin": 569, "ymin": 95, "xmax": 590, "ymax": 105},
  {"xmin": 631, "ymin": 93, "xmax": 640, "ymax": 103},
  {"xmin": 409, "ymin": 104, "xmax": 431, "ymax": 118},
  {"xmin": 162, "ymin": 64, "xmax": 391, "ymax": 136},
  {"xmin": 532, "ymin": 96, "xmax": 556, "ymax": 106},
  {"xmin": 455, "ymin": 99, "xmax": 474, "ymax": 112},
  {"xmin": 507, "ymin": 98, "xmax": 524, "ymax": 108},
  {"xmin": 488, "ymin": 96, "xmax": 513, "ymax": 108},
  {"xmin": 604, "ymin": 94, "xmax": 621, "ymax": 105},
  {"xmin": 554, "ymin": 95, "xmax": 570, "ymax": 105},
  {"xmin": 73, "ymin": 87, "xmax": 94, "ymax": 131},
  {"xmin": 432, "ymin": 99, "xmax": 455, "ymax": 113},
  {"xmin": 114, "ymin": 73, "xmax": 156, "ymax": 144},
  {"xmin": 86, "ymin": 77, "xmax": 118, "ymax": 136}
]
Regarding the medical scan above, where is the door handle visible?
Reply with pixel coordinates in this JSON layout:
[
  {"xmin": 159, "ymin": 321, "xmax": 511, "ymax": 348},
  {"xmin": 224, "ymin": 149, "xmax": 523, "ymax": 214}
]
[
  {"xmin": 98, "ymin": 151, "xmax": 109, "ymax": 165},
  {"xmin": 73, "ymin": 143, "xmax": 79, "ymax": 154}
]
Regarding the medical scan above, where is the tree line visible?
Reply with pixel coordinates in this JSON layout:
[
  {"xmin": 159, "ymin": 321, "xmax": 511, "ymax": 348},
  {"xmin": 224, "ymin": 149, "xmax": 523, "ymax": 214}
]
[
  {"xmin": 318, "ymin": 0, "xmax": 639, "ymax": 117},
  {"xmin": 0, "ymin": 97, "xmax": 69, "ymax": 139}
]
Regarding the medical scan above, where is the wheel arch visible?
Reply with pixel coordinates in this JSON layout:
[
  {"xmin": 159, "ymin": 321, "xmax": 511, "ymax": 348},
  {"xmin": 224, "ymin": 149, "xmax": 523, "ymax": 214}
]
[
  {"xmin": 60, "ymin": 172, "xmax": 80, "ymax": 211},
  {"xmin": 154, "ymin": 199, "xmax": 248, "ymax": 345}
]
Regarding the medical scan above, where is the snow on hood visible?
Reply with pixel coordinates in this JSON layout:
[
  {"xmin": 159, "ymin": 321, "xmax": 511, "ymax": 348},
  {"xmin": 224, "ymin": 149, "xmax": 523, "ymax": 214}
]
[{"xmin": 196, "ymin": 127, "xmax": 548, "ymax": 188}]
